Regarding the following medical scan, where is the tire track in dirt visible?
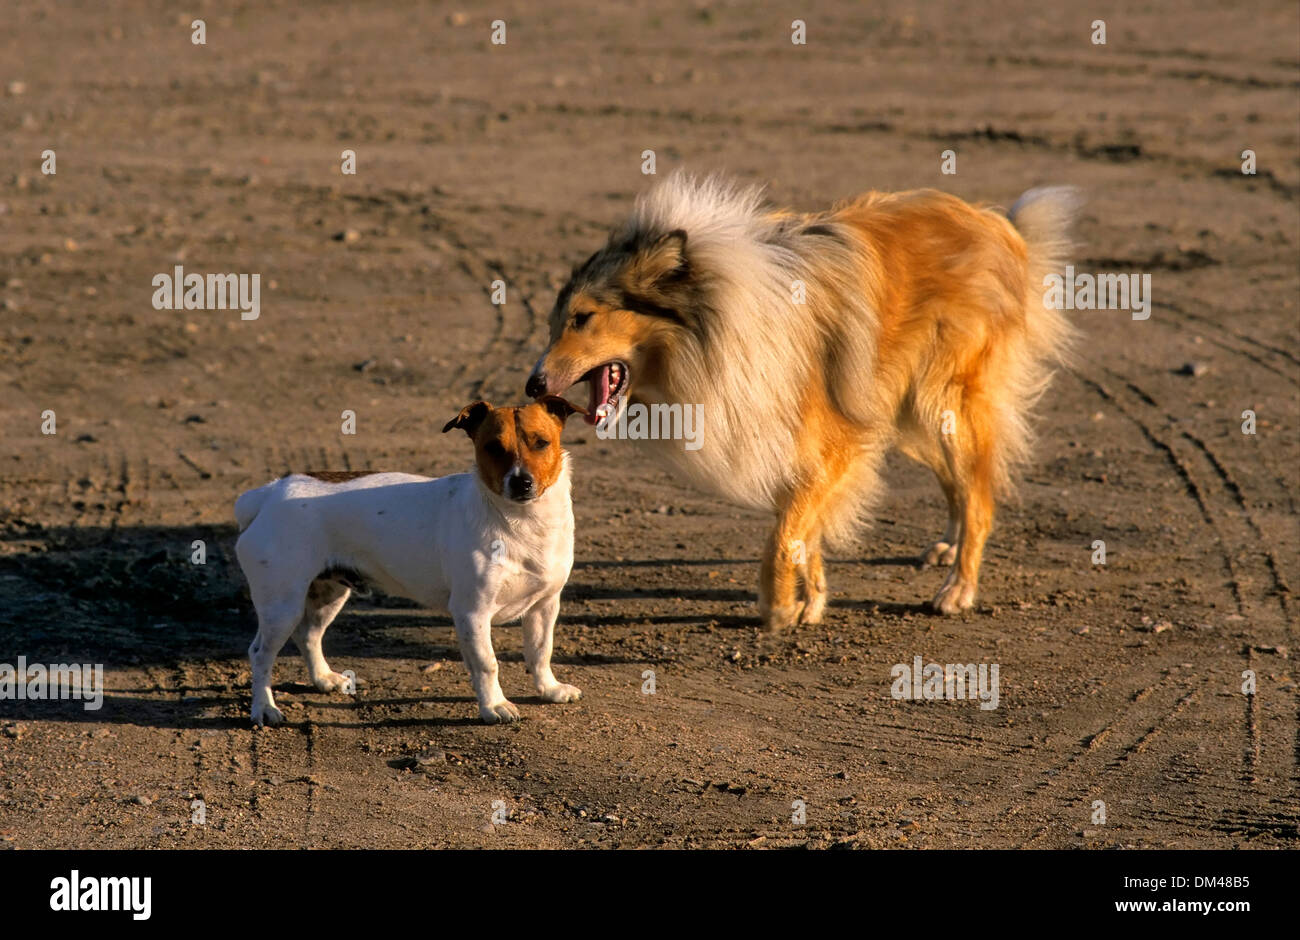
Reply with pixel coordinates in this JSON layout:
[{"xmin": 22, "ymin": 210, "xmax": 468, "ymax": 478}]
[
  {"xmin": 302, "ymin": 720, "xmax": 319, "ymax": 843},
  {"xmin": 1139, "ymin": 294, "xmax": 1299, "ymax": 622},
  {"xmin": 1179, "ymin": 429, "xmax": 1293, "ymax": 618},
  {"xmin": 421, "ymin": 213, "xmax": 540, "ymax": 402},
  {"xmin": 1134, "ymin": 384, "xmax": 1285, "ymax": 614},
  {"xmin": 1162, "ymin": 298, "xmax": 1300, "ymax": 370},
  {"xmin": 499, "ymin": 98, "xmax": 1299, "ymax": 200},
  {"xmin": 1069, "ymin": 366, "xmax": 1244, "ymax": 610},
  {"xmin": 989, "ymin": 52, "xmax": 1300, "ymax": 91},
  {"xmin": 1102, "ymin": 365, "xmax": 1292, "ymax": 620},
  {"xmin": 1151, "ymin": 297, "xmax": 1298, "ymax": 383},
  {"xmin": 1011, "ymin": 669, "xmax": 1201, "ymax": 847},
  {"xmin": 1086, "ymin": 364, "xmax": 1296, "ymax": 827}
]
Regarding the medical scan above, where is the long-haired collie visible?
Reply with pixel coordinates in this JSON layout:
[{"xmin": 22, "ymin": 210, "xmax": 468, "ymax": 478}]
[{"xmin": 526, "ymin": 173, "xmax": 1078, "ymax": 631}]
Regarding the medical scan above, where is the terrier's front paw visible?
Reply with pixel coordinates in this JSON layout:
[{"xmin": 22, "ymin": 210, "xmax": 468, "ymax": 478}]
[
  {"xmin": 931, "ymin": 574, "xmax": 976, "ymax": 614},
  {"xmin": 479, "ymin": 700, "xmax": 521, "ymax": 724},
  {"xmin": 922, "ymin": 540, "xmax": 959, "ymax": 568},
  {"xmin": 540, "ymin": 683, "xmax": 582, "ymax": 704},
  {"xmin": 313, "ymin": 670, "xmax": 352, "ymax": 693},
  {"xmin": 251, "ymin": 702, "xmax": 285, "ymax": 727}
]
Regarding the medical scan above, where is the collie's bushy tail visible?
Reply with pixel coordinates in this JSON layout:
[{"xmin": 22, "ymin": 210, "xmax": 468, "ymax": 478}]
[
  {"xmin": 1009, "ymin": 185, "xmax": 1082, "ymax": 358},
  {"xmin": 991, "ymin": 186, "xmax": 1083, "ymax": 494}
]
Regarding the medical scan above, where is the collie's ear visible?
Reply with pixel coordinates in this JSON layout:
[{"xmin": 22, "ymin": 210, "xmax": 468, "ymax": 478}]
[
  {"xmin": 536, "ymin": 395, "xmax": 587, "ymax": 425},
  {"xmin": 442, "ymin": 400, "xmax": 491, "ymax": 436},
  {"xmin": 628, "ymin": 229, "xmax": 689, "ymax": 294}
]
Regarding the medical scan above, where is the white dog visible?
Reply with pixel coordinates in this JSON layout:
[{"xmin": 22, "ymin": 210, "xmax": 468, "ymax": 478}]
[{"xmin": 233, "ymin": 397, "xmax": 585, "ymax": 726}]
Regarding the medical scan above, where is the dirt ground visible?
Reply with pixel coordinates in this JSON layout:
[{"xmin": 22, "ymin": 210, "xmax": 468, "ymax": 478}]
[{"xmin": 1, "ymin": 0, "xmax": 1297, "ymax": 850}]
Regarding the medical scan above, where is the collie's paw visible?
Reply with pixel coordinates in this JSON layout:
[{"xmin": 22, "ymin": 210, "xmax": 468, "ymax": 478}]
[
  {"xmin": 922, "ymin": 540, "xmax": 959, "ymax": 568},
  {"xmin": 251, "ymin": 702, "xmax": 285, "ymax": 727},
  {"xmin": 931, "ymin": 575, "xmax": 977, "ymax": 615},
  {"xmin": 479, "ymin": 700, "xmax": 521, "ymax": 724},
  {"xmin": 313, "ymin": 670, "xmax": 352, "ymax": 693},
  {"xmin": 798, "ymin": 592, "xmax": 827, "ymax": 625},
  {"xmin": 540, "ymin": 683, "xmax": 582, "ymax": 704},
  {"xmin": 760, "ymin": 603, "xmax": 802, "ymax": 633}
]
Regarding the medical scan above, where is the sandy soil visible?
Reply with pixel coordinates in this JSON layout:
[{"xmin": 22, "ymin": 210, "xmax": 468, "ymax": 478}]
[{"xmin": 1, "ymin": 0, "xmax": 1297, "ymax": 849}]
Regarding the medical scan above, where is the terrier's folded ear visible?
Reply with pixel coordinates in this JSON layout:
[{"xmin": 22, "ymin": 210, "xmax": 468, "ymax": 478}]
[
  {"xmin": 442, "ymin": 401, "xmax": 492, "ymax": 435},
  {"xmin": 537, "ymin": 395, "xmax": 587, "ymax": 425}
]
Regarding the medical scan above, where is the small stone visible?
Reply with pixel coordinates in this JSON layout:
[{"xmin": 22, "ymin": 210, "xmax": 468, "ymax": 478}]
[
  {"xmin": 1179, "ymin": 361, "xmax": 1208, "ymax": 377},
  {"xmin": 6, "ymin": 81, "xmax": 27, "ymax": 97},
  {"xmin": 130, "ymin": 794, "xmax": 152, "ymax": 806}
]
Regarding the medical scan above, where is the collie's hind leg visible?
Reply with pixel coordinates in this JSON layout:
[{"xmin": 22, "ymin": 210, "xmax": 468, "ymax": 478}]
[
  {"xmin": 294, "ymin": 578, "xmax": 352, "ymax": 693},
  {"xmin": 760, "ymin": 522, "xmax": 805, "ymax": 632},
  {"xmin": 796, "ymin": 531, "xmax": 828, "ymax": 625},
  {"xmin": 898, "ymin": 435, "xmax": 961, "ymax": 568},
  {"xmin": 922, "ymin": 467, "xmax": 962, "ymax": 568},
  {"xmin": 931, "ymin": 407, "xmax": 997, "ymax": 615}
]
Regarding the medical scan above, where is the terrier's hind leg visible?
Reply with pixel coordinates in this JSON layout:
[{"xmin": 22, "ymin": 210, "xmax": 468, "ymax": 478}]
[
  {"xmin": 294, "ymin": 578, "xmax": 352, "ymax": 692},
  {"xmin": 249, "ymin": 593, "xmax": 308, "ymax": 726}
]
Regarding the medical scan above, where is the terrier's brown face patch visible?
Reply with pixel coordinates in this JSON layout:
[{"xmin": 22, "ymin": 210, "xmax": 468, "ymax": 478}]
[{"xmin": 442, "ymin": 398, "xmax": 584, "ymax": 501}]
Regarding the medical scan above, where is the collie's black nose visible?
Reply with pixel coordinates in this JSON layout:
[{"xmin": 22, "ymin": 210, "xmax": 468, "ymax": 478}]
[{"xmin": 525, "ymin": 371, "xmax": 547, "ymax": 399}]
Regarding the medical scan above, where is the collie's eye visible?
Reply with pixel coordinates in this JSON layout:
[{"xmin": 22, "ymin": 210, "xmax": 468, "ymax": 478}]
[
  {"xmin": 572, "ymin": 312, "xmax": 593, "ymax": 329},
  {"xmin": 532, "ymin": 438, "xmax": 550, "ymax": 451}
]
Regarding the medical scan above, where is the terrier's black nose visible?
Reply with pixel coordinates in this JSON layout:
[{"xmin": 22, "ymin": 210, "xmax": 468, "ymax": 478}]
[
  {"xmin": 506, "ymin": 471, "xmax": 535, "ymax": 501},
  {"xmin": 525, "ymin": 371, "xmax": 547, "ymax": 399}
]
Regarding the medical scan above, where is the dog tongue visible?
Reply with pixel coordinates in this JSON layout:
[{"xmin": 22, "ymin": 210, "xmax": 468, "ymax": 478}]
[{"xmin": 585, "ymin": 366, "xmax": 611, "ymax": 425}]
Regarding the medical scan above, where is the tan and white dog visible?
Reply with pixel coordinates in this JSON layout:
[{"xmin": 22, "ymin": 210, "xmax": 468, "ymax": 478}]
[
  {"xmin": 233, "ymin": 397, "xmax": 585, "ymax": 726},
  {"xmin": 527, "ymin": 173, "xmax": 1078, "ymax": 630}
]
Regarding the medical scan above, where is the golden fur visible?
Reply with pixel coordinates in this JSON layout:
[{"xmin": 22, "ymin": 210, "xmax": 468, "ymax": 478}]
[{"xmin": 527, "ymin": 173, "xmax": 1078, "ymax": 629}]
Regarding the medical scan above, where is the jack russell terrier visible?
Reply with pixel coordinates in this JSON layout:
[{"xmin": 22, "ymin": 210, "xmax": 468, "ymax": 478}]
[{"xmin": 233, "ymin": 396, "xmax": 585, "ymax": 726}]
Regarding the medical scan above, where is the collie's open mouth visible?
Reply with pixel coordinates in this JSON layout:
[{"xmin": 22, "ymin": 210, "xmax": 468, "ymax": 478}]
[{"xmin": 580, "ymin": 361, "xmax": 629, "ymax": 426}]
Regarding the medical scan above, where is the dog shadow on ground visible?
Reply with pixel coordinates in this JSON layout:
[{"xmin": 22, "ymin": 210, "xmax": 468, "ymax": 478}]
[{"xmin": 1, "ymin": 522, "xmax": 934, "ymax": 730}]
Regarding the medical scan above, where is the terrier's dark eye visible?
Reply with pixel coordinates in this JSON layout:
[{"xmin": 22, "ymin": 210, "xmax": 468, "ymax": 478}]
[
  {"xmin": 485, "ymin": 440, "xmax": 506, "ymax": 458},
  {"xmin": 572, "ymin": 312, "xmax": 593, "ymax": 329},
  {"xmin": 532, "ymin": 438, "xmax": 551, "ymax": 451}
]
